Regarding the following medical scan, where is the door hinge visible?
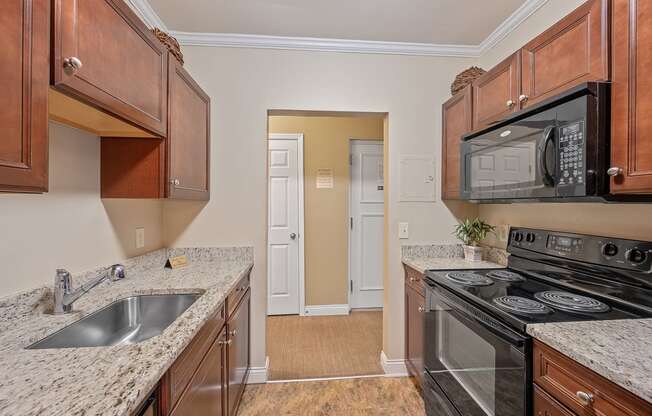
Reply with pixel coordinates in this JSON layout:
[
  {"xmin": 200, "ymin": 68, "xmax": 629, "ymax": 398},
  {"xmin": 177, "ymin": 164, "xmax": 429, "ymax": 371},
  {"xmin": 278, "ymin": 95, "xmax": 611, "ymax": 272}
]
[
  {"xmin": 349, "ymin": 154, "xmax": 353, "ymax": 165},
  {"xmin": 350, "ymin": 280, "xmax": 353, "ymax": 293},
  {"xmin": 350, "ymin": 217, "xmax": 353, "ymax": 230}
]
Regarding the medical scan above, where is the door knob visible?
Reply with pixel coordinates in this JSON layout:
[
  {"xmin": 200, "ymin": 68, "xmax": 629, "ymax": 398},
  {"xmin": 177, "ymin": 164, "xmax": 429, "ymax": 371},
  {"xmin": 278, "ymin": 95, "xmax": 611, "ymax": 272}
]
[
  {"xmin": 519, "ymin": 94, "xmax": 529, "ymax": 103},
  {"xmin": 506, "ymin": 99, "xmax": 515, "ymax": 108},
  {"xmin": 63, "ymin": 57, "xmax": 83, "ymax": 75},
  {"xmin": 290, "ymin": 233, "xmax": 297, "ymax": 240},
  {"xmin": 607, "ymin": 167, "xmax": 623, "ymax": 177}
]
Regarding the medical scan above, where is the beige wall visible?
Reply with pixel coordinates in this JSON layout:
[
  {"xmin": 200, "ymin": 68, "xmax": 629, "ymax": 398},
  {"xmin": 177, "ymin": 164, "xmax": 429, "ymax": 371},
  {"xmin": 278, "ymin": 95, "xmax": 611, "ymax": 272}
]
[
  {"xmin": 475, "ymin": 0, "xmax": 652, "ymax": 246},
  {"xmin": 268, "ymin": 115, "xmax": 384, "ymax": 306},
  {"xmin": 0, "ymin": 122, "xmax": 164, "ymax": 296},
  {"xmin": 163, "ymin": 46, "xmax": 479, "ymax": 366}
]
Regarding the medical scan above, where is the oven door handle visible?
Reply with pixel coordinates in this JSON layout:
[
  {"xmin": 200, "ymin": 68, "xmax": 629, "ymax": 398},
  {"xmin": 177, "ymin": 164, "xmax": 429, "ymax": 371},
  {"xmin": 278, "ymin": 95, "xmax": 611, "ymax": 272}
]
[
  {"xmin": 434, "ymin": 287, "xmax": 528, "ymax": 348},
  {"xmin": 539, "ymin": 126, "xmax": 556, "ymax": 187}
]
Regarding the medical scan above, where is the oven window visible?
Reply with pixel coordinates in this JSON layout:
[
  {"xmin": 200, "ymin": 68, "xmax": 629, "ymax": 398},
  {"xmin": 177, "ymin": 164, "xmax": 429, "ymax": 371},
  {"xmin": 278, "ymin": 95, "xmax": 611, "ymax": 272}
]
[{"xmin": 439, "ymin": 310, "xmax": 497, "ymax": 415}]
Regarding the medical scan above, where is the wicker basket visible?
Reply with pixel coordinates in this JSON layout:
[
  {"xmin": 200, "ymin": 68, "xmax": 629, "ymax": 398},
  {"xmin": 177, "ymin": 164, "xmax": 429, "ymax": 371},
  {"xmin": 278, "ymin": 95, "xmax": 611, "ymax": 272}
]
[
  {"xmin": 152, "ymin": 28, "xmax": 184, "ymax": 65},
  {"xmin": 451, "ymin": 66, "xmax": 486, "ymax": 96}
]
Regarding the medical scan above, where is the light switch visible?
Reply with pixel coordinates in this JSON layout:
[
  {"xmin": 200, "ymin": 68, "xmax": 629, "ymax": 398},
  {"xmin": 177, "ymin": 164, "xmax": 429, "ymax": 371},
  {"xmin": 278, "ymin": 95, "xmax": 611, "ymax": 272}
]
[
  {"xmin": 136, "ymin": 227, "xmax": 145, "ymax": 249},
  {"xmin": 399, "ymin": 222, "xmax": 409, "ymax": 239}
]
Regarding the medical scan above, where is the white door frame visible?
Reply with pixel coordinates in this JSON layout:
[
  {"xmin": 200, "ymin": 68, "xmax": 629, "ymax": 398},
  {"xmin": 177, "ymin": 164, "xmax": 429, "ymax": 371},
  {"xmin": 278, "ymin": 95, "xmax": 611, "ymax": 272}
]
[
  {"xmin": 348, "ymin": 139, "xmax": 384, "ymax": 309},
  {"xmin": 267, "ymin": 133, "xmax": 306, "ymax": 315}
]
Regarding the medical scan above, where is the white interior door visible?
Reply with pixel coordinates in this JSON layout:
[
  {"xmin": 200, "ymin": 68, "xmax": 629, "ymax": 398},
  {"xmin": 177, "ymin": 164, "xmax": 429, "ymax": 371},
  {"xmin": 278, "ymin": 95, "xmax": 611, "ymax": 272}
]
[
  {"xmin": 350, "ymin": 140, "xmax": 384, "ymax": 309},
  {"xmin": 268, "ymin": 136, "xmax": 303, "ymax": 315}
]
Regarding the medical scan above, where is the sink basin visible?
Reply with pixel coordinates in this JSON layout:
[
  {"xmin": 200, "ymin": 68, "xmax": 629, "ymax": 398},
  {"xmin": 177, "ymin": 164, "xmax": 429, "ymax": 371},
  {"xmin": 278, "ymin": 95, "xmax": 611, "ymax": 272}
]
[{"xmin": 27, "ymin": 293, "xmax": 201, "ymax": 349}]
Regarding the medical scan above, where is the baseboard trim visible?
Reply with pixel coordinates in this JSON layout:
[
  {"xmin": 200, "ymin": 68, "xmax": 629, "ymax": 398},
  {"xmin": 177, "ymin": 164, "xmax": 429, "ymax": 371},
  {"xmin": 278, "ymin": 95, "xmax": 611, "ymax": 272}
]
[
  {"xmin": 268, "ymin": 374, "xmax": 385, "ymax": 384},
  {"xmin": 380, "ymin": 351, "xmax": 408, "ymax": 377},
  {"xmin": 246, "ymin": 356, "xmax": 269, "ymax": 384},
  {"xmin": 303, "ymin": 304, "xmax": 350, "ymax": 316}
]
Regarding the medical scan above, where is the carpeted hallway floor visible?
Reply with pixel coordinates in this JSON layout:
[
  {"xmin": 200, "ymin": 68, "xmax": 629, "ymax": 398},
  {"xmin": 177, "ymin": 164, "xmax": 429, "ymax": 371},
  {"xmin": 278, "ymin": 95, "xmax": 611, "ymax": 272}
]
[{"xmin": 266, "ymin": 310, "xmax": 383, "ymax": 380}]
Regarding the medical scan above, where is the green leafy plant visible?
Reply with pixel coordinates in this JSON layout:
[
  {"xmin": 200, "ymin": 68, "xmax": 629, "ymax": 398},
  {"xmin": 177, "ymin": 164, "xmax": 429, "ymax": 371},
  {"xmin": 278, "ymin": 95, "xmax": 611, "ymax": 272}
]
[{"xmin": 453, "ymin": 218, "xmax": 495, "ymax": 246}]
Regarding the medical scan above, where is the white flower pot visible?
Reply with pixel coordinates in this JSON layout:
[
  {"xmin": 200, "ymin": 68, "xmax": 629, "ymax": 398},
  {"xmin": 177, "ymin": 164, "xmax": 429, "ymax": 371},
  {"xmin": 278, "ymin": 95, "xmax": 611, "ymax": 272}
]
[{"xmin": 463, "ymin": 245, "xmax": 483, "ymax": 262}]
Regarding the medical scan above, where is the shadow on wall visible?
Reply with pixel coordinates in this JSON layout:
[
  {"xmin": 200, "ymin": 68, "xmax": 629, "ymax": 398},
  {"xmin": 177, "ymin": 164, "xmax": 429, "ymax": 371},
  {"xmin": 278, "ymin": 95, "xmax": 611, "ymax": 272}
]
[
  {"xmin": 101, "ymin": 198, "xmax": 165, "ymax": 257},
  {"xmin": 162, "ymin": 200, "xmax": 209, "ymax": 246},
  {"xmin": 442, "ymin": 200, "xmax": 480, "ymax": 230}
]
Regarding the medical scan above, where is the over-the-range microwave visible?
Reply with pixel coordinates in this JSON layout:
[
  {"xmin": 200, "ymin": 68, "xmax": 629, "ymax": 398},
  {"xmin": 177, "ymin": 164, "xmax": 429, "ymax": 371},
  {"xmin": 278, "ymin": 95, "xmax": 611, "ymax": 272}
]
[{"xmin": 460, "ymin": 82, "xmax": 622, "ymax": 203}]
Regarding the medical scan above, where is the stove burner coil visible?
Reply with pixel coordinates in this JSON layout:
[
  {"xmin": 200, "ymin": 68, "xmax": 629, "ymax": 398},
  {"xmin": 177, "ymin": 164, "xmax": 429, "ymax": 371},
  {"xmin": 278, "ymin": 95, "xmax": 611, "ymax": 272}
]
[
  {"xmin": 445, "ymin": 272, "xmax": 494, "ymax": 286},
  {"xmin": 486, "ymin": 270, "xmax": 526, "ymax": 282},
  {"xmin": 493, "ymin": 296, "xmax": 552, "ymax": 315},
  {"xmin": 534, "ymin": 291, "xmax": 610, "ymax": 313}
]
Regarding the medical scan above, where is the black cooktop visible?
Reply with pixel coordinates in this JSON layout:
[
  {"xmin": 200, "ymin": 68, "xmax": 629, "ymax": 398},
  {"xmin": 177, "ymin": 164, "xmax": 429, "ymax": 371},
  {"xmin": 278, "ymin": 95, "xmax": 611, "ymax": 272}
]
[{"xmin": 425, "ymin": 267, "xmax": 652, "ymax": 333}]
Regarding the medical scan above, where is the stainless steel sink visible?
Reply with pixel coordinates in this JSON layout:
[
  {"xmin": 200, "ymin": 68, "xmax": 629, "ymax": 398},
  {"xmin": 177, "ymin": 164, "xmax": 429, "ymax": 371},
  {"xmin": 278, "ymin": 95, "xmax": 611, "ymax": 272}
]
[{"xmin": 27, "ymin": 293, "xmax": 201, "ymax": 349}]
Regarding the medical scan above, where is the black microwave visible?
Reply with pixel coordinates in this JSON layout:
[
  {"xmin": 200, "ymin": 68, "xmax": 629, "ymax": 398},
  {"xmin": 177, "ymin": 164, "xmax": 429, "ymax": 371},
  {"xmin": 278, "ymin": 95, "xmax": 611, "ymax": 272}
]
[{"xmin": 460, "ymin": 82, "xmax": 611, "ymax": 202}]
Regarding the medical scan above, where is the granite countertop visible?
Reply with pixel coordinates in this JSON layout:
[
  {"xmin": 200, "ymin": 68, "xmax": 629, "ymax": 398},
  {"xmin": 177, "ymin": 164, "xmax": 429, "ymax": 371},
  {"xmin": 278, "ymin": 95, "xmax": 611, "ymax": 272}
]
[
  {"xmin": 401, "ymin": 244, "xmax": 507, "ymax": 273},
  {"xmin": 0, "ymin": 247, "xmax": 254, "ymax": 416},
  {"xmin": 527, "ymin": 319, "xmax": 652, "ymax": 403}
]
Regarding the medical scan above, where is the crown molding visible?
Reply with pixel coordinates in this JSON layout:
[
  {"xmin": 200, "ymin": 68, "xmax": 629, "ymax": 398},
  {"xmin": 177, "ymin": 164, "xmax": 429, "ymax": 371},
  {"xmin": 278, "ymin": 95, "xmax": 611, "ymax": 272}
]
[
  {"xmin": 131, "ymin": 0, "xmax": 549, "ymax": 58},
  {"xmin": 124, "ymin": 0, "xmax": 168, "ymax": 31},
  {"xmin": 169, "ymin": 32, "xmax": 482, "ymax": 57}
]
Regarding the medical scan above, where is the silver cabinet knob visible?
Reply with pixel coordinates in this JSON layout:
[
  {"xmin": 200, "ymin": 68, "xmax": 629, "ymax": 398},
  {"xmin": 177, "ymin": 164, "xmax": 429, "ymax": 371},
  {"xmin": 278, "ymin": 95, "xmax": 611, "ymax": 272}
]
[
  {"xmin": 63, "ymin": 57, "xmax": 82, "ymax": 75},
  {"xmin": 290, "ymin": 233, "xmax": 297, "ymax": 240},
  {"xmin": 409, "ymin": 277, "xmax": 416, "ymax": 282},
  {"xmin": 218, "ymin": 339, "xmax": 232, "ymax": 346},
  {"xmin": 506, "ymin": 99, "xmax": 515, "ymax": 108},
  {"xmin": 519, "ymin": 94, "xmax": 529, "ymax": 103},
  {"xmin": 607, "ymin": 167, "xmax": 623, "ymax": 177},
  {"xmin": 576, "ymin": 391, "xmax": 594, "ymax": 405},
  {"xmin": 418, "ymin": 306, "xmax": 425, "ymax": 313},
  {"xmin": 170, "ymin": 178, "xmax": 180, "ymax": 186},
  {"xmin": 229, "ymin": 329, "xmax": 237, "ymax": 337}
]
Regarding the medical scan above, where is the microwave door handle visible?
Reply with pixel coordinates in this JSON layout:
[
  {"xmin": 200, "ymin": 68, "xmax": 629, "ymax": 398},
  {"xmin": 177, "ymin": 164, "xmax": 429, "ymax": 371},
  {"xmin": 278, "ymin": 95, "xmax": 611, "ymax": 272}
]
[{"xmin": 540, "ymin": 127, "xmax": 556, "ymax": 186}]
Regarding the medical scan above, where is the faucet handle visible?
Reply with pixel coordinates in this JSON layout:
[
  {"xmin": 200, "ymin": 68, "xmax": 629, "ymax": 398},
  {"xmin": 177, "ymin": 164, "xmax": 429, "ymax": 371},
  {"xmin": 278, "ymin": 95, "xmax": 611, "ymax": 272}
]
[
  {"xmin": 109, "ymin": 264, "xmax": 126, "ymax": 281},
  {"xmin": 55, "ymin": 269, "xmax": 72, "ymax": 289}
]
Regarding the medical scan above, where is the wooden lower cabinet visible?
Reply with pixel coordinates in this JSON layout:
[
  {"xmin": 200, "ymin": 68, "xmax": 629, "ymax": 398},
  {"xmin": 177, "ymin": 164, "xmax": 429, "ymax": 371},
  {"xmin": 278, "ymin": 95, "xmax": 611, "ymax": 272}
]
[
  {"xmin": 610, "ymin": 0, "xmax": 652, "ymax": 194},
  {"xmin": 533, "ymin": 340, "xmax": 652, "ymax": 416},
  {"xmin": 404, "ymin": 266, "xmax": 425, "ymax": 387},
  {"xmin": 0, "ymin": 0, "xmax": 49, "ymax": 193},
  {"xmin": 227, "ymin": 290, "xmax": 251, "ymax": 416}
]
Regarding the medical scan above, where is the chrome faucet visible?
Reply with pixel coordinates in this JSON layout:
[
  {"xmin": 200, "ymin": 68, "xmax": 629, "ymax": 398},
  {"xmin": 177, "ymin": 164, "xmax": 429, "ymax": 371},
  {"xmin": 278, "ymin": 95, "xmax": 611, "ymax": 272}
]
[{"xmin": 53, "ymin": 264, "xmax": 126, "ymax": 314}]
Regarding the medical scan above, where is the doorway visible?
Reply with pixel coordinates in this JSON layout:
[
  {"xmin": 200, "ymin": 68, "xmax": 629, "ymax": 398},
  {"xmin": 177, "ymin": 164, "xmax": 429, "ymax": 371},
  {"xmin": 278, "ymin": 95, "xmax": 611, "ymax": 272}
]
[{"xmin": 266, "ymin": 112, "xmax": 386, "ymax": 381}]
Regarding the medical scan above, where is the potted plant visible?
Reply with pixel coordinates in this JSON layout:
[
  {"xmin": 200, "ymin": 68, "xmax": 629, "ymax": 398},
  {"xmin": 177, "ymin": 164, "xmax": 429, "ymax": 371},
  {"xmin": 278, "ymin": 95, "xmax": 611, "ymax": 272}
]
[{"xmin": 453, "ymin": 218, "xmax": 495, "ymax": 261}]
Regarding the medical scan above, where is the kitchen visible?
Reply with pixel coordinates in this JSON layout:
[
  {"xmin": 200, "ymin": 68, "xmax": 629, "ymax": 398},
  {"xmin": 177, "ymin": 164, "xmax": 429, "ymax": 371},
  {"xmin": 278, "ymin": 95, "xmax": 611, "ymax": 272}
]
[{"xmin": 1, "ymin": 0, "xmax": 651, "ymax": 415}]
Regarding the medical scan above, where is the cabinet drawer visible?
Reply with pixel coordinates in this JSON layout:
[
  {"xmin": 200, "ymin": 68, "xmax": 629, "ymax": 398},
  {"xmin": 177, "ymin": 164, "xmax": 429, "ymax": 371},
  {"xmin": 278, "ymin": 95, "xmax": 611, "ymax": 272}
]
[
  {"xmin": 227, "ymin": 273, "xmax": 251, "ymax": 318},
  {"xmin": 168, "ymin": 304, "xmax": 225, "ymax": 407},
  {"xmin": 534, "ymin": 385, "xmax": 574, "ymax": 416},
  {"xmin": 533, "ymin": 340, "xmax": 652, "ymax": 416},
  {"xmin": 404, "ymin": 265, "xmax": 425, "ymax": 295}
]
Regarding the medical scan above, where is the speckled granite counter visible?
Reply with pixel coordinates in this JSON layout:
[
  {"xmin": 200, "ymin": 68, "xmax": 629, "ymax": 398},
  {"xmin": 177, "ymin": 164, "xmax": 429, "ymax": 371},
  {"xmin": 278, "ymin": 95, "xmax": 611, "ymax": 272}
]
[
  {"xmin": 401, "ymin": 244, "xmax": 506, "ymax": 273},
  {"xmin": 527, "ymin": 319, "xmax": 652, "ymax": 403},
  {"xmin": 0, "ymin": 247, "xmax": 253, "ymax": 416}
]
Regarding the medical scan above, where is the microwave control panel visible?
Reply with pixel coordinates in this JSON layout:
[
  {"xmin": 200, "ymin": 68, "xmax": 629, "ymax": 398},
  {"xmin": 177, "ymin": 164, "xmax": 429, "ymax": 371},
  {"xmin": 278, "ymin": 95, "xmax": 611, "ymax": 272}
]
[{"xmin": 558, "ymin": 121, "xmax": 585, "ymax": 186}]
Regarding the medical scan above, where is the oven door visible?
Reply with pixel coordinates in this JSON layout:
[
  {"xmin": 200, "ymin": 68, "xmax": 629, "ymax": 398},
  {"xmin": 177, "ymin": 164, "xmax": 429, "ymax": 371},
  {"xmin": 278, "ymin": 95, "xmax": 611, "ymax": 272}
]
[
  {"xmin": 424, "ymin": 283, "xmax": 530, "ymax": 416},
  {"xmin": 460, "ymin": 107, "xmax": 558, "ymax": 201}
]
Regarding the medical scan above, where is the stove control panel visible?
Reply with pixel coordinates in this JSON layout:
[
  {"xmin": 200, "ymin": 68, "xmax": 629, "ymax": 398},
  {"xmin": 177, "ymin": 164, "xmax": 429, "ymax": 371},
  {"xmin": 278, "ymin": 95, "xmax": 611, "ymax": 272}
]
[{"xmin": 508, "ymin": 227, "xmax": 652, "ymax": 272}]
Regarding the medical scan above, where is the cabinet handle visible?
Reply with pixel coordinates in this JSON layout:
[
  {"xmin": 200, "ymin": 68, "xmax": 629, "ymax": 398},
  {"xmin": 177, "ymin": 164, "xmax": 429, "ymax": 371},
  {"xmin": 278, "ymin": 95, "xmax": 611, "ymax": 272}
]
[
  {"xmin": 576, "ymin": 391, "xmax": 594, "ymax": 405},
  {"xmin": 519, "ymin": 94, "xmax": 529, "ymax": 103},
  {"xmin": 63, "ymin": 57, "xmax": 83, "ymax": 75},
  {"xmin": 607, "ymin": 167, "xmax": 623, "ymax": 177},
  {"xmin": 229, "ymin": 329, "xmax": 237, "ymax": 337},
  {"xmin": 218, "ymin": 339, "xmax": 232, "ymax": 346},
  {"xmin": 409, "ymin": 277, "xmax": 416, "ymax": 282},
  {"xmin": 418, "ymin": 306, "xmax": 425, "ymax": 313},
  {"xmin": 170, "ymin": 178, "xmax": 180, "ymax": 186},
  {"xmin": 506, "ymin": 99, "xmax": 515, "ymax": 108}
]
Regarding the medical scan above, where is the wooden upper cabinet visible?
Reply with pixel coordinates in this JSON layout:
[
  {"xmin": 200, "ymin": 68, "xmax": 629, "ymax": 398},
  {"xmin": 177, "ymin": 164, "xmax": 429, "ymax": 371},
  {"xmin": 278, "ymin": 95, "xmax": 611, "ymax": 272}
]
[
  {"xmin": 167, "ymin": 55, "xmax": 211, "ymax": 200},
  {"xmin": 52, "ymin": 0, "xmax": 168, "ymax": 136},
  {"xmin": 441, "ymin": 85, "xmax": 472, "ymax": 200},
  {"xmin": 610, "ymin": 0, "xmax": 652, "ymax": 194},
  {"xmin": 472, "ymin": 53, "xmax": 520, "ymax": 130},
  {"xmin": 0, "ymin": 0, "xmax": 49, "ymax": 193},
  {"xmin": 521, "ymin": 0, "xmax": 608, "ymax": 108}
]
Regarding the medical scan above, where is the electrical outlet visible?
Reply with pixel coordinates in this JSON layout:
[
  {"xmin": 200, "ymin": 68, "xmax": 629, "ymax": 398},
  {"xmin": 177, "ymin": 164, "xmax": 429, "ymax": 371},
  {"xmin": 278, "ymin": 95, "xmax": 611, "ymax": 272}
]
[
  {"xmin": 399, "ymin": 222, "xmax": 409, "ymax": 239},
  {"xmin": 497, "ymin": 224, "xmax": 510, "ymax": 242},
  {"xmin": 135, "ymin": 227, "xmax": 145, "ymax": 249}
]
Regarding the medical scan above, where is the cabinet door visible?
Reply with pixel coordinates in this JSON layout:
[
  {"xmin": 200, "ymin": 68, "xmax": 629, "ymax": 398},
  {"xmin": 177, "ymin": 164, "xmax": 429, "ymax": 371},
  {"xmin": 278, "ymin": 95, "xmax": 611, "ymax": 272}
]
[
  {"xmin": 610, "ymin": 0, "xmax": 652, "ymax": 194},
  {"xmin": 472, "ymin": 53, "xmax": 520, "ymax": 130},
  {"xmin": 227, "ymin": 289, "xmax": 250, "ymax": 416},
  {"xmin": 534, "ymin": 385, "xmax": 574, "ymax": 416},
  {"xmin": 405, "ymin": 283, "xmax": 424, "ymax": 386},
  {"xmin": 0, "ymin": 0, "xmax": 49, "ymax": 193},
  {"xmin": 521, "ymin": 0, "xmax": 608, "ymax": 108},
  {"xmin": 52, "ymin": 0, "xmax": 167, "ymax": 136},
  {"xmin": 169, "ymin": 327, "xmax": 226, "ymax": 416},
  {"xmin": 441, "ymin": 85, "xmax": 472, "ymax": 200},
  {"xmin": 167, "ymin": 56, "xmax": 211, "ymax": 200}
]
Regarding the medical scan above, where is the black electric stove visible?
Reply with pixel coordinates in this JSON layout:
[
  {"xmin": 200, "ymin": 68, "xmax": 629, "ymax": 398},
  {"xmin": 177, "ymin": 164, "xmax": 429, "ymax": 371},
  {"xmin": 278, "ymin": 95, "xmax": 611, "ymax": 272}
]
[{"xmin": 421, "ymin": 227, "xmax": 652, "ymax": 416}]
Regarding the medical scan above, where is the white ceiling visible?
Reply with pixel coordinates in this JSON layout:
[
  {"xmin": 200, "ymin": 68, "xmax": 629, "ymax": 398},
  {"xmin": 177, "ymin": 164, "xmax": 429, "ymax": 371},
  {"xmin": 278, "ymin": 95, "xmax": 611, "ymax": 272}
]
[{"xmin": 146, "ymin": 0, "xmax": 528, "ymax": 45}]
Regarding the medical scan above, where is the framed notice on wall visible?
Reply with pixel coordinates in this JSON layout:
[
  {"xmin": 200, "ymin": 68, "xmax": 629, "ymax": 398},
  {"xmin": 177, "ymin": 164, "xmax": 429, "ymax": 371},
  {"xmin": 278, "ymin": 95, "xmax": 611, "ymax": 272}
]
[
  {"xmin": 316, "ymin": 168, "xmax": 334, "ymax": 188},
  {"xmin": 399, "ymin": 155, "xmax": 436, "ymax": 202}
]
